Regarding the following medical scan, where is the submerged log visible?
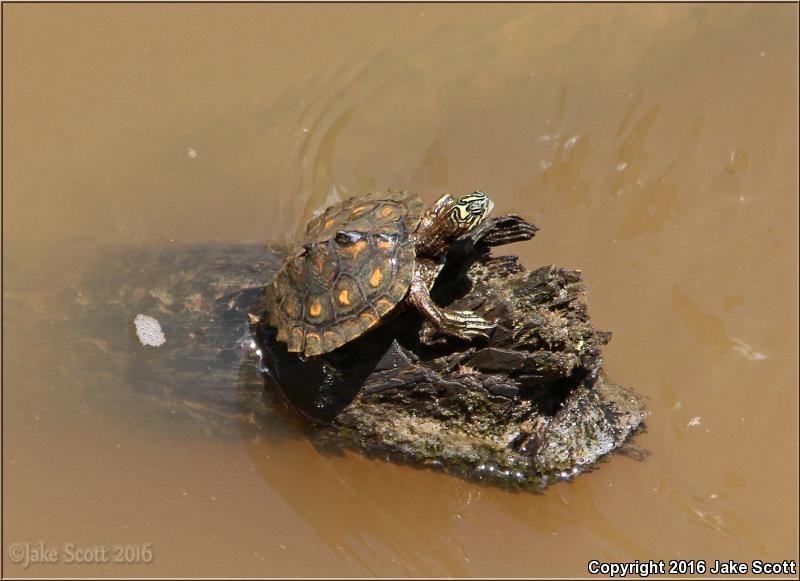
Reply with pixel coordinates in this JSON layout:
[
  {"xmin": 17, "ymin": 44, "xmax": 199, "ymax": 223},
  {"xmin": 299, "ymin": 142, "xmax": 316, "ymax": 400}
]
[
  {"xmin": 43, "ymin": 214, "xmax": 645, "ymax": 491},
  {"xmin": 258, "ymin": 215, "xmax": 647, "ymax": 491}
]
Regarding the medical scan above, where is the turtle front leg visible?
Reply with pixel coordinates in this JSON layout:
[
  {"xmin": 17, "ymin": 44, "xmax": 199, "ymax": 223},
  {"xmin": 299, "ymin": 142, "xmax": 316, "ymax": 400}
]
[{"xmin": 407, "ymin": 259, "xmax": 495, "ymax": 345}]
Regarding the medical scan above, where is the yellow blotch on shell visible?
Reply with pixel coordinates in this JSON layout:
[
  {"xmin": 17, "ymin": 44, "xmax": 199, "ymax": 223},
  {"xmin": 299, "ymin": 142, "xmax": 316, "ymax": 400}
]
[
  {"xmin": 369, "ymin": 267, "xmax": 383, "ymax": 288},
  {"xmin": 341, "ymin": 239, "xmax": 368, "ymax": 258},
  {"xmin": 309, "ymin": 300, "xmax": 322, "ymax": 317},
  {"xmin": 338, "ymin": 289, "xmax": 351, "ymax": 305}
]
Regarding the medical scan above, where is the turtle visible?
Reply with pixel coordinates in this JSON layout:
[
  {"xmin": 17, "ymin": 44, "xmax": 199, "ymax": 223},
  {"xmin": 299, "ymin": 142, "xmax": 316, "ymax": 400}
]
[{"xmin": 265, "ymin": 189, "xmax": 497, "ymax": 357}]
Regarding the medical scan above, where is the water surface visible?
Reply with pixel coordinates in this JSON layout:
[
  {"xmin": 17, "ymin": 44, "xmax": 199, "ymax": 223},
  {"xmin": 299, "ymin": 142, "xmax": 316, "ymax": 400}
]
[{"xmin": 3, "ymin": 3, "xmax": 798, "ymax": 577}]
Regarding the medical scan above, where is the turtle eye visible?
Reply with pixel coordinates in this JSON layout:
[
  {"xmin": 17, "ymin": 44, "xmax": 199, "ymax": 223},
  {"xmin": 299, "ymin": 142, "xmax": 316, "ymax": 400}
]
[{"xmin": 449, "ymin": 191, "xmax": 493, "ymax": 229}]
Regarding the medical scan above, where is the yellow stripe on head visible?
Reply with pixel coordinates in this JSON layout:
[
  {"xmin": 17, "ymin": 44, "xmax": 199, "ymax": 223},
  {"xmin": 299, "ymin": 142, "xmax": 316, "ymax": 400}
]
[{"xmin": 449, "ymin": 191, "xmax": 493, "ymax": 230}]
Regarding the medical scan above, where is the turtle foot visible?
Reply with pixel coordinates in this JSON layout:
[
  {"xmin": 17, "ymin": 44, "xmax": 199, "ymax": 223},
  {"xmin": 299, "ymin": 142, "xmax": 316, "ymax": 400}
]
[{"xmin": 420, "ymin": 309, "xmax": 495, "ymax": 345}]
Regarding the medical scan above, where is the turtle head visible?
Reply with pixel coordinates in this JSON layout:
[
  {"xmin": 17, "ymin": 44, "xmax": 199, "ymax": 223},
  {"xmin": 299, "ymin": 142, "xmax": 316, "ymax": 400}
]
[
  {"xmin": 414, "ymin": 191, "xmax": 494, "ymax": 256},
  {"xmin": 447, "ymin": 191, "xmax": 494, "ymax": 232}
]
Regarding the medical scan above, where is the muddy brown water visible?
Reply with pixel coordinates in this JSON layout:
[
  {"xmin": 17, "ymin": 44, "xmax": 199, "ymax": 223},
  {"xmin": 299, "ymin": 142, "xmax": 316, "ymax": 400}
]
[{"xmin": 3, "ymin": 3, "xmax": 798, "ymax": 577}]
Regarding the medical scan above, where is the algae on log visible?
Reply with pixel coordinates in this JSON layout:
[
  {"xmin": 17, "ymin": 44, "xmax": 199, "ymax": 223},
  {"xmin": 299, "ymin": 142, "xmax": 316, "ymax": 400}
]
[{"xmin": 258, "ymin": 215, "xmax": 648, "ymax": 491}]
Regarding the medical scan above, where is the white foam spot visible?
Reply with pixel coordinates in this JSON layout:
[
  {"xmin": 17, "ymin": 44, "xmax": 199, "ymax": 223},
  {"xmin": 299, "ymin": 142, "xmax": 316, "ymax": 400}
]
[
  {"xmin": 617, "ymin": 162, "xmax": 628, "ymax": 171},
  {"xmin": 732, "ymin": 338, "xmax": 767, "ymax": 360},
  {"xmin": 187, "ymin": 147, "xmax": 198, "ymax": 159},
  {"xmin": 134, "ymin": 314, "xmax": 166, "ymax": 347},
  {"xmin": 687, "ymin": 416, "xmax": 702, "ymax": 427}
]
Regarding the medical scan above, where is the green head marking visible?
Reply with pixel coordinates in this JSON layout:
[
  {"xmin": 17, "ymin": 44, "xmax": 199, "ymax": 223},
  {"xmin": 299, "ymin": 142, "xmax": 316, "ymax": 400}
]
[{"xmin": 449, "ymin": 191, "xmax": 494, "ymax": 231}]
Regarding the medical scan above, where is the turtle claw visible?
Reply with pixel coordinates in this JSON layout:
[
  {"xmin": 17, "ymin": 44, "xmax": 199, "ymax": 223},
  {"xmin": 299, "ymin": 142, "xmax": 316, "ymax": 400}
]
[{"xmin": 421, "ymin": 310, "xmax": 496, "ymax": 345}]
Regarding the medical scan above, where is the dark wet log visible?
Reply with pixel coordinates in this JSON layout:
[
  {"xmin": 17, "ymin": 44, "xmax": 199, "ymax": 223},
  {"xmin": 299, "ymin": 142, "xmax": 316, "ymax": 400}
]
[
  {"xmin": 50, "ymin": 218, "xmax": 645, "ymax": 491},
  {"xmin": 259, "ymin": 214, "xmax": 647, "ymax": 491}
]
